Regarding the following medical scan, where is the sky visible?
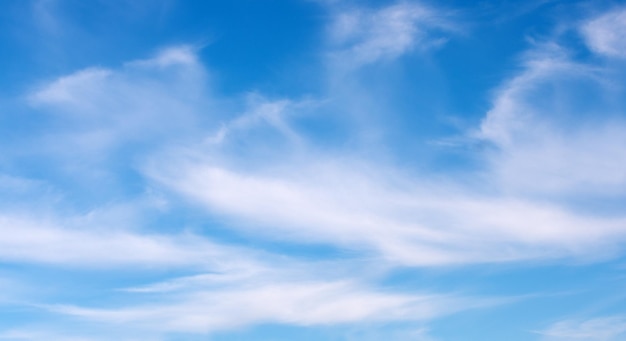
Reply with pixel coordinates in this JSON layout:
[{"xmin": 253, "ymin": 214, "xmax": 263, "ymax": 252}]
[{"xmin": 1, "ymin": 0, "xmax": 626, "ymax": 340}]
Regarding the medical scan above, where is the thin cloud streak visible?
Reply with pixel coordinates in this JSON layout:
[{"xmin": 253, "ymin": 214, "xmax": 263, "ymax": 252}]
[
  {"xmin": 538, "ymin": 315, "xmax": 626, "ymax": 340},
  {"xmin": 50, "ymin": 278, "xmax": 486, "ymax": 334},
  {"xmin": 0, "ymin": 213, "xmax": 256, "ymax": 269}
]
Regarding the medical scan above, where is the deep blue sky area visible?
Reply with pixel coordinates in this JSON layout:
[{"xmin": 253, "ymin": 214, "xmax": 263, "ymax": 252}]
[{"xmin": 1, "ymin": 0, "xmax": 626, "ymax": 340}]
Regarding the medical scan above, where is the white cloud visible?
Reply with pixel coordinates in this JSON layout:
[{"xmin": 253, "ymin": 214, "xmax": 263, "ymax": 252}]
[
  {"xmin": 23, "ymin": 31, "xmax": 626, "ymax": 271},
  {"xmin": 0, "ymin": 209, "xmax": 494, "ymax": 336},
  {"xmin": 51, "ymin": 276, "xmax": 478, "ymax": 334},
  {"xmin": 27, "ymin": 46, "xmax": 210, "ymax": 158},
  {"xmin": 477, "ymin": 44, "xmax": 578, "ymax": 146},
  {"xmin": 327, "ymin": 2, "xmax": 454, "ymax": 69},
  {"xmin": 476, "ymin": 42, "xmax": 626, "ymax": 196},
  {"xmin": 581, "ymin": 7, "xmax": 626, "ymax": 59},
  {"xmin": 0, "ymin": 213, "xmax": 257, "ymax": 270},
  {"xmin": 147, "ymin": 153, "xmax": 626, "ymax": 266},
  {"xmin": 539, "ymin": 316, "xmax": 626, "ymax": 340},
  {"xmin": 138, "ymin": 38, "xmax": 625, "ymax": 267},
  {"xmin": 8, "ymin": 8, "xmax": 626, "ymax": 337},
  {"xmin": 0, "ymin": 207, "xmax": 494, "ymax": 337},
  {"xmin": 127, "ymin": 45, "xmax": 200, "ymax": 68},
  {"xmin": 206, "ymin": 93, "xmax": 303, "ymax": 146},
  {"xmin": 29, "ymin": 68, "xmax": 112, "ymax": 106},
  {"xmin": 30, "ymin": 47, "xmax": 201, "ymax": 107}
]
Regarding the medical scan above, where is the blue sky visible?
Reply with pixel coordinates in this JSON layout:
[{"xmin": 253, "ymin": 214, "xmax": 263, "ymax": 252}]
[{"xmin": 1, "ymin": 0, "xmax": 626, "ymax": 340}]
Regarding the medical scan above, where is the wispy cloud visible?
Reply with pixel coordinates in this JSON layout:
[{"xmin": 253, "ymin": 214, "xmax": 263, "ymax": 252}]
[
  {"xmin": 538, "ymin": 315, "xmax": 626, "ymax": 340},
  {"xmin": 476, "ymin": 40, "xmax": 626, "ymax": 196},
  {"xmin": 52, "ymin": 284, "xmax": 437, "ymax": 332},
  {"xmin": 49, "ymin": 270, "xmax": 486, "ymax": 335},
  {"xmin": 206, "ymin": 93, "xmax": 307, "ymax": 146},
  {"xmin": 581, "ymin": 7, "xmax": 626, "ymax": 59},
  {"xmin": 0, "ymin": 213, "xmax": 257, "ymax": 270},
  {"xmin": 148, "ymin": 152, "xmax": 626, "ymax": 266},
  {"xmin": 326, "ymin": 2, "xmax": 456, "ymax": 70},
  {"xmin": 26, "ymin": 45, "xmax": 209, "ymax": 160}
]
